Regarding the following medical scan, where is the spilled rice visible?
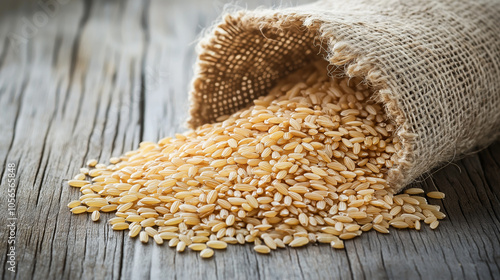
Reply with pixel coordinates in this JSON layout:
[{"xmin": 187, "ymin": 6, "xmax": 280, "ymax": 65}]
[{"xmin": 68, "ymin": 61, "xmax": 445, "ymax": 258}]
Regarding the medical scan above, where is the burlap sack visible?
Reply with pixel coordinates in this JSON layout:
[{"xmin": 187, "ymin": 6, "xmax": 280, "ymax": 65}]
[{"xmin": 187, "ymin": 0, "xmax": 500, "ymax": 192}]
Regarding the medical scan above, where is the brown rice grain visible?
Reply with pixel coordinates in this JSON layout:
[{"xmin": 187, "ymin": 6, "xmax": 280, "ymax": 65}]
[
  {"xmin": 91, "ymin": 210, "xmax": 100, "ymax": 222},
  {"xmin": 207, "ymin": 240, "xmax": 228, "ymax": 249},
  {"xmin": 254, "ymin": 245, "xmax": 271, "ymax": 254},
  {"xmin": 140, "ymin": 231, "xmax": 149, "ymax": 243},
  {"xmin": 176, "ymin": 241, "xmax": 187, "ymax": 252},
  {"xmin": 189, "ymin": 243, "xmax": 207, "ymax": 251},
  {"xmin": 427, "ymin": 191, "xmax": 446, "ymax": 199},
  {"xmin": 200, "ymin": 248, "xmax": 214, "ymax": 258},
  {"xmin": 289, "ymin": 237, "xmax": 309, "ymax": 247},
  {"xmin": 430, "ymin": 220, "xmax": 440, "ymax": 229}
]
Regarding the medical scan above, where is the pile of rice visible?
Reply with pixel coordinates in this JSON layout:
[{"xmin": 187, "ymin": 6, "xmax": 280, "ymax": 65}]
[{"xmin": 68, "ymin": 60, "xmax": 445, "ymax": 258}]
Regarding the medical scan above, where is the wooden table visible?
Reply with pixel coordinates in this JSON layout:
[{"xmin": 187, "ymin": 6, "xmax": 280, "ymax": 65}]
[{"xmin": 1, "ymin": 1, "xmax": 499, "ymax": 279}]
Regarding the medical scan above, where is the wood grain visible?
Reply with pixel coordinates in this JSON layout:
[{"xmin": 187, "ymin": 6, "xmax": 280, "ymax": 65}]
[{"xmin": 0, "ymin": 1, "xmax": 499, "ymax": 279}]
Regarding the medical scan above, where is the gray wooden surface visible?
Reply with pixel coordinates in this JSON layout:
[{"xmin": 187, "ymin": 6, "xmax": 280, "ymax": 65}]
[{"xmin": 1, "ymin": 1, "xmax": 499, "ymax": 279}]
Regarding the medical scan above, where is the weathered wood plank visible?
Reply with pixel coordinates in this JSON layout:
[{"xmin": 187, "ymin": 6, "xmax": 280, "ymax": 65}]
[{"xmin": 0, "ymin": 1, "xmax": 499, "ymax": 280}]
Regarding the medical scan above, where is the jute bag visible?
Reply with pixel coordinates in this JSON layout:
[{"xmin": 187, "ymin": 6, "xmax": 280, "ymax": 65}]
[{"xmin": 187, "ymin": 0, "xmax": 500, "ymax": 192}]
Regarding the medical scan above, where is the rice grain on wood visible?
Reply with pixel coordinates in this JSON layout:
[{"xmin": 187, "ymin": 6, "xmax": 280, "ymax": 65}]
[{"xmin": 68, "ymin": 61, "xmax": 445, "ymax": 258}]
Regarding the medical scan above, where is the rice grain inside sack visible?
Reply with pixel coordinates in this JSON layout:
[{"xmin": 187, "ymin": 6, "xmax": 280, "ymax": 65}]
[{"xmin": 188, "ymin": 0, "xmax": 500, "ymax": 193}]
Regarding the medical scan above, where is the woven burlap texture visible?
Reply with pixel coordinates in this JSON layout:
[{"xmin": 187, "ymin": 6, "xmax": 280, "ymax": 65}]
[{"xmin": 187, "ymin": 0, "xmax": 500, "ymax": 192}]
